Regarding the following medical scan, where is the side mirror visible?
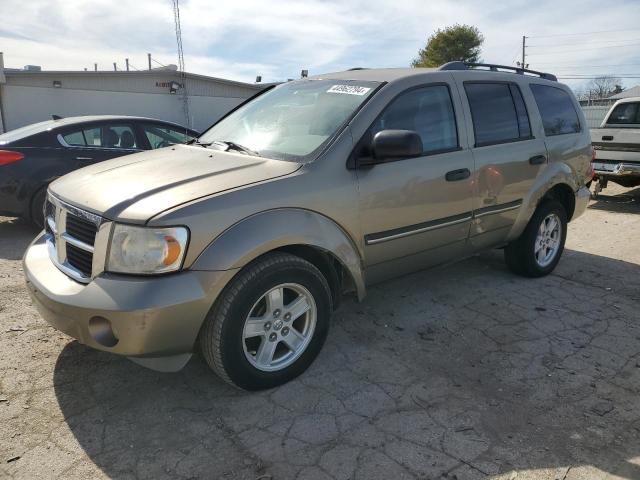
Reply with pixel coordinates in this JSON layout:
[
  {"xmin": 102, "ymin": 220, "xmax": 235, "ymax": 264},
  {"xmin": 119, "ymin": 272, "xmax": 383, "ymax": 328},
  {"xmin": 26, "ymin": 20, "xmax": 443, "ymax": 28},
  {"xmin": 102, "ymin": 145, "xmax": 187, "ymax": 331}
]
[{"xmin": 371, "ymin": 129, "xmax": 423, "ymax": 162}]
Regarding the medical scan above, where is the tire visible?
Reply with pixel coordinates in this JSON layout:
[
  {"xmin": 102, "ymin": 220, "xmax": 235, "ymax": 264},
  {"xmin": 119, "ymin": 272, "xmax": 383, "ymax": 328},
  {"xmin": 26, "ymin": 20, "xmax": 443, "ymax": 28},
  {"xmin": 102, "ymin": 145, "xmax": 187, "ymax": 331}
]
[
  {"xmin": 30, "ymin": 188, "xmax": 47, "ymax": 229},
  {"xmin": 504, "ymin": 200, "xmax": 567, "ymax": 278},
  {"xmin": 199, "ymin": 252, "xmax": 332, "ymax": 390}
]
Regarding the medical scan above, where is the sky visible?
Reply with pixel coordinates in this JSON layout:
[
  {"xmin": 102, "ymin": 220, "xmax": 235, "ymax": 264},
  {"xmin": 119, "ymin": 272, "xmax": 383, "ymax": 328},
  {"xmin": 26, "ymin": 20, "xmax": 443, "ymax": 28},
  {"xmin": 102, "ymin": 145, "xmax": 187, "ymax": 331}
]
[{"xmin": 1, "ymin": 0, "xmax": 640, "ymax": 91}]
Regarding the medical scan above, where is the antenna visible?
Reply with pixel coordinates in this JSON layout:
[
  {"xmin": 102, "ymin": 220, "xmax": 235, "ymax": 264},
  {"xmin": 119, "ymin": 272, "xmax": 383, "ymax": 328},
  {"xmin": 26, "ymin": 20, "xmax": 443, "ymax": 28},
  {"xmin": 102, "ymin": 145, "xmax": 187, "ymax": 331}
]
[{"xmin": 171, "ymin": 0, "xmax": 191, "ymax": 129}]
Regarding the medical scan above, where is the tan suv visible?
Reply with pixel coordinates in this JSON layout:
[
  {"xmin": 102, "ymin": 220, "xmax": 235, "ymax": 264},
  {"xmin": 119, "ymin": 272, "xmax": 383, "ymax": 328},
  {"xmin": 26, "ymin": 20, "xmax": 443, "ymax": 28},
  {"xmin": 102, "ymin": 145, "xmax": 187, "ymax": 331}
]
[{"xmin": 23, "ymin": 62, "xmax": 592, "ymax": 390}]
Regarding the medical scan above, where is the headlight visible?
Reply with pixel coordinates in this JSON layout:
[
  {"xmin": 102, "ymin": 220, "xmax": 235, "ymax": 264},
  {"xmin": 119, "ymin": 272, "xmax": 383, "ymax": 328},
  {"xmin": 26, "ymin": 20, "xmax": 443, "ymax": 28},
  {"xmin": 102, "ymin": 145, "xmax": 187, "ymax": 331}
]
[{"xmin": 107, "ymin": 224, "xmax": 189, "ymax": 274}]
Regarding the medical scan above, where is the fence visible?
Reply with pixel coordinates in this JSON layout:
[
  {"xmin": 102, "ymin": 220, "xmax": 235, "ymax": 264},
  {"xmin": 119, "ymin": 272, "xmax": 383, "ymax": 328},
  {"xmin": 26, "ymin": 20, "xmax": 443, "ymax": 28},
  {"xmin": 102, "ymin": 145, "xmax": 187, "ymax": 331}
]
[{"xmin": 581, "ymin": 106, "xmax": 610, "ymax": 129}]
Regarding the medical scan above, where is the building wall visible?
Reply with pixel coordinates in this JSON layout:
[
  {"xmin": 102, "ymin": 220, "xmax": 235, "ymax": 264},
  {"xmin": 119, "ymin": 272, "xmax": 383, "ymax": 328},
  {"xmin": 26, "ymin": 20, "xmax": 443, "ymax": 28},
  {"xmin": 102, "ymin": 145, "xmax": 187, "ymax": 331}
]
[
  {"xmin": 0, "ymin": 71, "xmax": 263, "ymax": 133},
  {"xmin": 0, "ymin": 84, "xmax": 245, "ymax": 132}
]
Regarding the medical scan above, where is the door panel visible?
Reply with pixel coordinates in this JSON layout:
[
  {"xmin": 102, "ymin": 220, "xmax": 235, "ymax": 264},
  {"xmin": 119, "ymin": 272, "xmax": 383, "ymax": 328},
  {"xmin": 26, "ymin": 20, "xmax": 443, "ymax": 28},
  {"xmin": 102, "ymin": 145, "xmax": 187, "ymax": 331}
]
[
  {"xmin": 358, "ymin": 149, "xmax": 474, "ymax": 267},
  {"xmin": 356, "ymin": 83, "xmax": 474, "ymax": 273},
  {"xmin": 455, "ymin": 77, "xmax": 547, "ymax": 244}
]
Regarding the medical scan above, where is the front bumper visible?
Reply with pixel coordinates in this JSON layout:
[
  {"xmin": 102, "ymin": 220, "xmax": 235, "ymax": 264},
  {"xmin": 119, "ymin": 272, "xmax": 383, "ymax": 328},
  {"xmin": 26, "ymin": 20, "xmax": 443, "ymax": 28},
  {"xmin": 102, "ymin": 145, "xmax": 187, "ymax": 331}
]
[{"xmin": 23, "ymin": 232, "xmax": 236, "ymax": 370}]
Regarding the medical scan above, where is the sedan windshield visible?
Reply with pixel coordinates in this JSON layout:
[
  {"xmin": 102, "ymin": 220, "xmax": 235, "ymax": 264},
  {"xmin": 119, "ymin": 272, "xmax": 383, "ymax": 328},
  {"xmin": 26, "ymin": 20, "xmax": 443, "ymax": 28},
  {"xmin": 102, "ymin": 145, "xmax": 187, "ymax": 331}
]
[{"xmin": 198, "ymin": 79, "xmax": 380, "ymax": 161}]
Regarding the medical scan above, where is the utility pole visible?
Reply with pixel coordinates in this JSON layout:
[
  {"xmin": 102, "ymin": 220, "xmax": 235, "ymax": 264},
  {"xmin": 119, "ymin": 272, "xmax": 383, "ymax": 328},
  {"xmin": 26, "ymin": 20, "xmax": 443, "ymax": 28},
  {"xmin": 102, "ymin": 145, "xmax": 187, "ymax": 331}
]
[
  {"xmin": 113, "ymin": 62, "xmax": 117, "ymax": 71},
  {"xmin": 125, "ymin": 58, "xmax": 129, "ymax": 71},
  {"xmin": 521, "ymin": 35, "xmax": 526, "ymax": 69},
  {"xmin": 147, "ymin": 53, "xmax": 152, "ymax": 71}
]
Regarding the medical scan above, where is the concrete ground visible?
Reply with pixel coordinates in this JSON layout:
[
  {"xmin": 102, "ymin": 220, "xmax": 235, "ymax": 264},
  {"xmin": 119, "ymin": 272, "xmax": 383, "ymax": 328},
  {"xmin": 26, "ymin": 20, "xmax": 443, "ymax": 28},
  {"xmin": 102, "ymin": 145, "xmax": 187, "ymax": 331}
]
[{"xmin": 1, "ymin": 185, "xmax": 639, "ymax": 480}]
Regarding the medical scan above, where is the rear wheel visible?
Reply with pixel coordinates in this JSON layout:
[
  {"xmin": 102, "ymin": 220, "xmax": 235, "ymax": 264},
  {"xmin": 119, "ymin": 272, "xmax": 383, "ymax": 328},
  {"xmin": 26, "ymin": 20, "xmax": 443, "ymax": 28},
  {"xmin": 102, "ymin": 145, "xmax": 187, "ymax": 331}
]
[
  {"xmin": 504, "ymin": 200, "xmax": 567, "ymax": 277},
  {"xmin": 199, "ymin": 252, "xmax": 332, "ymax": 390}
]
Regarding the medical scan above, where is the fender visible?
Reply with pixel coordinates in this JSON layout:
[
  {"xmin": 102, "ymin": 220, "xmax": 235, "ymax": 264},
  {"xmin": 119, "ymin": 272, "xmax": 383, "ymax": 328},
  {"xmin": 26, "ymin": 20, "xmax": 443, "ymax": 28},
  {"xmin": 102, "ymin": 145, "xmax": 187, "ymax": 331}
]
[
  {"xmin": 507, "ymin": 161, "xmax": 580, "ymax": 241},
  {"xmin": 191, "ymin": 208, "xmax": 366, "ymax": 300}
]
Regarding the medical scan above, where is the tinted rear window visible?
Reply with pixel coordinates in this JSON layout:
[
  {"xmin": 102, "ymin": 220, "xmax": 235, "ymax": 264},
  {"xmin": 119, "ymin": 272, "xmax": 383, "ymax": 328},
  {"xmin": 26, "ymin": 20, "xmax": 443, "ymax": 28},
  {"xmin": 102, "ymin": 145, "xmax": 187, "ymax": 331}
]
[
  {"xmin": 530, "ymin": 84, "xmax": 581, "ymax": 136},
  {"xmin": 606, "ymin": 102, "xmax": 640, "ymax": 125},
  {"xmin": 465, "ymin": 83, "xmax": 531, "ymax": 147}
]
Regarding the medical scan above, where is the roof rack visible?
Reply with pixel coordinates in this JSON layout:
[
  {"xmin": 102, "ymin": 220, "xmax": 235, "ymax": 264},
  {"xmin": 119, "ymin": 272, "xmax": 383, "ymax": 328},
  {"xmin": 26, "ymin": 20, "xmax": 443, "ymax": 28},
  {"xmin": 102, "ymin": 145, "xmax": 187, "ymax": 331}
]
[{"xmin": 439, "ymin": 61, "xmax": 557, "ymax": 82}]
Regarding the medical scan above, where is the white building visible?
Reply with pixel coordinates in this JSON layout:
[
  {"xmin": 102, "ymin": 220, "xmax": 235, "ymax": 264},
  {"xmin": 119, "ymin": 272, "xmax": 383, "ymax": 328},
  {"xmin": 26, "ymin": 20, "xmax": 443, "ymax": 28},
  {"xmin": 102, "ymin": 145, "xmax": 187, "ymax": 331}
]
[{"xmin": 0, "ymin": 53, "xmax": 266, "ymax": 133}]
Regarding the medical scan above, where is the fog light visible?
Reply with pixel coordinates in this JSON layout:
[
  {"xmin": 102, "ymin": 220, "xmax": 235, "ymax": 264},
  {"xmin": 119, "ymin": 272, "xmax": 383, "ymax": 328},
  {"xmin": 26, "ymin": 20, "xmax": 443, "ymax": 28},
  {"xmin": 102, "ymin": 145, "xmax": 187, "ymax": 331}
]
[{"xmin": 88, "ymin": 316, "xmax": 119, "ymax": 347}]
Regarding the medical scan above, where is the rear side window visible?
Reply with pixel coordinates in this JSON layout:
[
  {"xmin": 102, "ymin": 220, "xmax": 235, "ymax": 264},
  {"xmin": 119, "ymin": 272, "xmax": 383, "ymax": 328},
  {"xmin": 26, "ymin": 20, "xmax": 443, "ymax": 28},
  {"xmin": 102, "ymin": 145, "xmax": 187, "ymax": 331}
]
[
  {"xmin": 464, "ymin": 83, "xmax": 531, "ymax": 147},
  {"xmin": 62, "ymin": 125, "xmax": 138, "ymax": 149},
  {"xmin": 530, "ymin": 84, "xmax": 581, "ymax": 136},
  {"xmin": 606, "ymin": 102, "xmax": 640, "ymax": 125},
  {"xmin": 370, "ymin": 84, "xmax": 458, "ymax": 154}
]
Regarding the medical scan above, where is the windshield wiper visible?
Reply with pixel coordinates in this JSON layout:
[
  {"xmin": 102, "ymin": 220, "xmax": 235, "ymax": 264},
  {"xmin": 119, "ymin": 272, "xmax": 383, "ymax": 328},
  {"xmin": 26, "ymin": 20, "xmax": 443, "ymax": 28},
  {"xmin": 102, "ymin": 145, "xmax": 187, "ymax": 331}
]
[
  {"xmin": 189, "ymin": 139, "xmax": 212, "ymax": 147},
  {"xmin": 212, "ymin": 140, "xmax": 261, "ymax": 157}
]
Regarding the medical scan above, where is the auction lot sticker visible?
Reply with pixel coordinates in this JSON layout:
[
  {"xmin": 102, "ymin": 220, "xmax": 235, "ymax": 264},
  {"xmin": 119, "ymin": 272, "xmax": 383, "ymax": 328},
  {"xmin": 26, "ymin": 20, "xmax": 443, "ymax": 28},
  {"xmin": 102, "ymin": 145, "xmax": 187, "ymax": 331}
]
[{"xmin": 327, "ymin": 85, "xmax": 371, "ymax": 95}]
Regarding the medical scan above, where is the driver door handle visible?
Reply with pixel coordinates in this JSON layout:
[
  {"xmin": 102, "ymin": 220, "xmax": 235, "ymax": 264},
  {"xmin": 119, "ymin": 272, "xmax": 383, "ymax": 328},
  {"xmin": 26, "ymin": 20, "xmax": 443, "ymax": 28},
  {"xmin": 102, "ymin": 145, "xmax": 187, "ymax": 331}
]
[
  {"xmin": 529, "ymin": 155, "xmax": 547, "ymax": 165},
  {"xmin": 445, "ymin": 168, "xmax": 471, "ymax": 182}
]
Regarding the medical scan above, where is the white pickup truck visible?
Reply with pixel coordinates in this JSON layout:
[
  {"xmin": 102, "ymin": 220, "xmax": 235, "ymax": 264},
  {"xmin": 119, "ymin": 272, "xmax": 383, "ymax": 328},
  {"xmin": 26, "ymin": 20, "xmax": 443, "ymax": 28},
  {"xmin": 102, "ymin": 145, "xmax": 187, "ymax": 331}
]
[{"xmin": 591, "ymin": 96, "xmax": 640, "ymax": 194}]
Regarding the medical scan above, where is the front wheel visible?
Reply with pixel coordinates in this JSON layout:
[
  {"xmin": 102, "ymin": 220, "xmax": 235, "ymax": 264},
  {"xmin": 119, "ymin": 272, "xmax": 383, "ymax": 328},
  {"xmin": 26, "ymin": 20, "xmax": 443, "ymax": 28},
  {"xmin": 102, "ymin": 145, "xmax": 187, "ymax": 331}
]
[
  {"xmin": 504, "ymin": 200, "xmax": 567, "ymax": 277},
  {"xmin": 199, "ymin": 252, "xmax": 332, "ymax": 390}
]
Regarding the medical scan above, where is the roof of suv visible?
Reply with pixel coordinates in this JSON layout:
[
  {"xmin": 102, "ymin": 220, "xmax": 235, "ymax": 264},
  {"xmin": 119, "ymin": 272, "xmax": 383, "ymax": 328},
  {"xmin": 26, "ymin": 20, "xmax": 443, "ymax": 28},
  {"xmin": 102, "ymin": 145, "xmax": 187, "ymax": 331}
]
[
  {"xmin": 311, "ymin": 63, "xmax": 558, "ymax": 83},
  {"xmin": 310, "ymin": 68, "xmax": 439, "ymax": 82}
]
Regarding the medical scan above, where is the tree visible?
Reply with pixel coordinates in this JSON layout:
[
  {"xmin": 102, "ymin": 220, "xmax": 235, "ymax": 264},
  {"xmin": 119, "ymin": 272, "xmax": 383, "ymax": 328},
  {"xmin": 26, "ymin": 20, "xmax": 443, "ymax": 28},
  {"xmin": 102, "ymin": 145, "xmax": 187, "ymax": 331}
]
[
  {"xmin": 412, "ymin": 24, "xmax": 484, "ymax": 68},
  {"xmin": 577, "ymin": 76, "xmax": 624, "ymax": 102}
]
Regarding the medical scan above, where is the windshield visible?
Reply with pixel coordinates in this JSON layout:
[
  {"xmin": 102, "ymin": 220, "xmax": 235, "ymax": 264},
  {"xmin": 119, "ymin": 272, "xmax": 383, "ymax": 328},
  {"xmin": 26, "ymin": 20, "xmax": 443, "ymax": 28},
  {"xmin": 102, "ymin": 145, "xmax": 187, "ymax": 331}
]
[{"xmin": 198, "ymin": 79, "xmax": 380, "ymax": 161}]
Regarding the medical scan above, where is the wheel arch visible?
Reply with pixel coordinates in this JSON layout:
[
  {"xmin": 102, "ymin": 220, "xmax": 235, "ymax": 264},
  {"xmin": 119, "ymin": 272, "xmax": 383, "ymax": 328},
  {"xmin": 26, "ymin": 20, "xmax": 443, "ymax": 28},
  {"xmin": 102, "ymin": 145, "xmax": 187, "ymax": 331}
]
[
  {"xmin": 540, "ymin": 183, "xmax": 576, "ymax": 220},
  {"xmin": 508, "ymin": 163, "xmax": 581, "ymax": 242},
  {"xmin": 191, "ymin": 208, "xmax": 366, "ymax": 301}
]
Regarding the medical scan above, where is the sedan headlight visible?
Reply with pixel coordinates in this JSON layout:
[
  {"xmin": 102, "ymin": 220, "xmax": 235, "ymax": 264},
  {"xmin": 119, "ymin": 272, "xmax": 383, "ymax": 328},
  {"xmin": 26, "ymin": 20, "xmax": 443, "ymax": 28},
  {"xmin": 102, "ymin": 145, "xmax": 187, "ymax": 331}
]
[{"xmin": 107, "ymin": 224, "xmax": 189, "ymax": 274}]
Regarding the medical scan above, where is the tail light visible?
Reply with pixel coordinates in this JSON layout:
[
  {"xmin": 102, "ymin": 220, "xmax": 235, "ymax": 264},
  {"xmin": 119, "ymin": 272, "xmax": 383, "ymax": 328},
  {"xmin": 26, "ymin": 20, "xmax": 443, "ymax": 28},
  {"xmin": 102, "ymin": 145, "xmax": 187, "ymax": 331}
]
[{"xmin": 0, "ymin": 150, "xmax": 24, "ymax": 166}]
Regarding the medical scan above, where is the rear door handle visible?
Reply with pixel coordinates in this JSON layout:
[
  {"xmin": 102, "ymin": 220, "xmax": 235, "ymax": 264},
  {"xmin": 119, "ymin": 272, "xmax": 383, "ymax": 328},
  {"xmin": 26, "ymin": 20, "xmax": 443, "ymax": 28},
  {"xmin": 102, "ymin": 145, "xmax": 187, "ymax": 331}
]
[
  {"xmin": 529, "ymin": 155, "xmax": 547, "ymax": 165},
  {"xmin": 445, "ymin": 168, "xmax": 471, "ymax": 182}
]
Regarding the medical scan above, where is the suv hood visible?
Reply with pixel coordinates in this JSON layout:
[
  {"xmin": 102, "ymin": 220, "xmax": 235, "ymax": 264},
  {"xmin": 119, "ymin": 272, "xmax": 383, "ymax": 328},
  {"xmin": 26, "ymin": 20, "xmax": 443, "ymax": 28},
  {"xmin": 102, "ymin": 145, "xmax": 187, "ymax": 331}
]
[{"xmin": 50, "ymin": 144, "xmax": 301, "ymax": 222}]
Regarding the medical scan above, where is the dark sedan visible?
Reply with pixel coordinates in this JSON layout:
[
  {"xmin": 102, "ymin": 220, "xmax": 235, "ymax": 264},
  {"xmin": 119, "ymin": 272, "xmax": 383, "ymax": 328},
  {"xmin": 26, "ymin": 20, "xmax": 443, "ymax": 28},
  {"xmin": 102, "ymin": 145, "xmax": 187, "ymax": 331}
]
[{"xmin": 0, "ymin": 115, "xmax": 197, "ymax": 226}]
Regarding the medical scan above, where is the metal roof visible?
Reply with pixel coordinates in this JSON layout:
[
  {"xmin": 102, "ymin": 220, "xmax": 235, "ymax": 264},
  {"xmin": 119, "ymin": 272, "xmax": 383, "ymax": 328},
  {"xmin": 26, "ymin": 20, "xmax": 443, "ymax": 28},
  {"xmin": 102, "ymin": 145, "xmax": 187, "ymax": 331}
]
[
  {"xmin": 609, "ymin": 85, "xmax": 640, "ymax": 100},
  {"xmin": 3, "ymin": 69, "xmax": 264, "ymax": 91}
]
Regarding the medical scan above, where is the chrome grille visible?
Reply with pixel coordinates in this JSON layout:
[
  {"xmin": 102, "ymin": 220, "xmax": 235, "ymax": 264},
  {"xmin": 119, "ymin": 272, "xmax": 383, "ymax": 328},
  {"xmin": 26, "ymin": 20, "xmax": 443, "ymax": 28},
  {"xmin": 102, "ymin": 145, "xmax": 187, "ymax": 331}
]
[
  {"xmin": 66, "ymin": 214, "xmax": 98, "ymax": 246},
  {"xmin": 44, "ymin": 195, "xmax": 106, "ymax": 283}
]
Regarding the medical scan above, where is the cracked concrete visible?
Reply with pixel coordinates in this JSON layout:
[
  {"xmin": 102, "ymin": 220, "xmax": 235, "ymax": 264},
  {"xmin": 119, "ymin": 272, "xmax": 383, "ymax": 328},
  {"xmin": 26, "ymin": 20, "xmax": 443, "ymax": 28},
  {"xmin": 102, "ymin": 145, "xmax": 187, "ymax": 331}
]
[{"xmin": 1, "ymin": 185, "xmax": 640, "ymax": 479}]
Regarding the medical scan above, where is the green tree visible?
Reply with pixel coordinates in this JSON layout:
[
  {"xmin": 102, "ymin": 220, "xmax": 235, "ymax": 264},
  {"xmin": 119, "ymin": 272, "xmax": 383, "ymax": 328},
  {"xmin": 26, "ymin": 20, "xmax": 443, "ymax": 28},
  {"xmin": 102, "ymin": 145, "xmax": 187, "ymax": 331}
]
[{"xmin": 412, "ymin": 24, "xmax": 484, "ymax": 68}]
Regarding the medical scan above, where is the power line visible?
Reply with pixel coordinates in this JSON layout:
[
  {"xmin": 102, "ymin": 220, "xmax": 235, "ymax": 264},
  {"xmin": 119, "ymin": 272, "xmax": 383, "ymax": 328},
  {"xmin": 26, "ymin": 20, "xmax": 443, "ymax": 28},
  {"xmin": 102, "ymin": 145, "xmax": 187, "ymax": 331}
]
[
  {"xmin": 528, "ymin": 28, "xmax": 640, "ymax": 38},
  {"xmin": 526, "ymin": 42, "xmax": 640, "ymax": 55},
  {"xmin": 529, "ymin": 63, "xmax": 640, "ymax": 67},
  {"xmin": 151, "ymin": 57, "xmax": 167, "ymax": 67},
  {"xmin": 528, "ymin": 37, "xmax": 640, "ymax": 48}
]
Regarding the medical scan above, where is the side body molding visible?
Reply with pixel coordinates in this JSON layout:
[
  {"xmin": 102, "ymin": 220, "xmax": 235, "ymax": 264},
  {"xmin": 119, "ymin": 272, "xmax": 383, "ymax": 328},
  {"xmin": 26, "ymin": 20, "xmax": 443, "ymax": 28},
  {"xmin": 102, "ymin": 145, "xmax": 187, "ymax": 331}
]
[{"xmin": 191, "ymin": 209, "xmax": 366, "ymax": 300}]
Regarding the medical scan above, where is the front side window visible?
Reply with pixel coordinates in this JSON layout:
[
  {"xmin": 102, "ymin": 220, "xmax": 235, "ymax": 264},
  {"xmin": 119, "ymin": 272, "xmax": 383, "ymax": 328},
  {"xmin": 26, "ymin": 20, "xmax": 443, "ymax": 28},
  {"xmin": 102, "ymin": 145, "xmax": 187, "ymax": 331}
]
[
  {"xmin": 198, "ymin": 79, "xmax": 380, "ymax": 161},
  {"xmin": 530, "ymin": 84, "xmax": 581, "ymax": 136},
  {"xmin": 606, "ymin": 102, "xmax": 640, "ymax": 125},
  {"xmin": 62, "ymin": 124, "xmax": 138, "ymax": 149},
  {"xmin": 142, "ymin": 124, "xmax": 195, "ymax": 149},
  {"xmin": 370, "ymin": 85, "xmax": 458, "ymax": 154},
  {"xmin": 465, "ymin": 82, "xmax": 531, "ymax": 147}
]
